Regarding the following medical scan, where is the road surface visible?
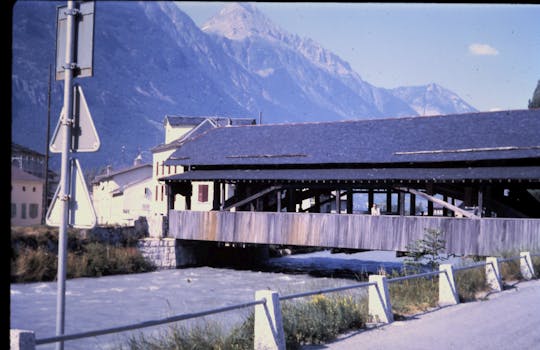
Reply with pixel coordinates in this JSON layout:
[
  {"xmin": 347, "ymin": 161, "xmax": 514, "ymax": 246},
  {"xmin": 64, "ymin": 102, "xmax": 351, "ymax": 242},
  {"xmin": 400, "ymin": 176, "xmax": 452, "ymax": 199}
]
[{"xmin": 304, "ymin": 279, "xmax": 540, "ymax": 350}]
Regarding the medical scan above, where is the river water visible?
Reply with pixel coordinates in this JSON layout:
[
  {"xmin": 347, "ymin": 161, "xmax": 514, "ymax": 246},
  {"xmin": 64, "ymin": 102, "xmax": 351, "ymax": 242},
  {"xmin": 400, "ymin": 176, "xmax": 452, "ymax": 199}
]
[{"xmin": 10, "ymin": 250, "xmax": 409, "ymax": 350}]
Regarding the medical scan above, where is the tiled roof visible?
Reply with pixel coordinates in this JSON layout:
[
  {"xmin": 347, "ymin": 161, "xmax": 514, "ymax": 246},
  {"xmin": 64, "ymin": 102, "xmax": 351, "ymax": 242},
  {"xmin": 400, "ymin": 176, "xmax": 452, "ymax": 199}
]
[
  {"xmin": 11, "ymin": 166, "xmax": 45, "ymax": 182},
  {"xmin": 165, "ymin": 109, "xmax": 540, "ymax": 167},
  {"xmin": 164, "ymin": 115, "xmax": 256, "ymax": 127},
  {"xmin": 153, "ymin": 116, "xmax": 257, "ymax": 152},
  {"xmin": 91, "ymin": 163, "xmax": 152, "ymax": 184}
]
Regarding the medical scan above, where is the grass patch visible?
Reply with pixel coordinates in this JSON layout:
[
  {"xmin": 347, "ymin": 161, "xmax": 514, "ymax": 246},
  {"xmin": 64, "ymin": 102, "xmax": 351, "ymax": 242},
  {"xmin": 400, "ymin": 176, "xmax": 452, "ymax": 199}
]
[
  {"xmin": 116, "ymin": 292, "xmax": 368, "ymax": 350},
  {"xmin": 454, "ymin": 267, "xmax": 488, "ymax": 302},
  {"xmin": 533, "ymin": 255, "xmax": 540, "ymax": 278},
  {"xmin": 388, "ymin": 271, "xmax": 438, "ymax": 317}
]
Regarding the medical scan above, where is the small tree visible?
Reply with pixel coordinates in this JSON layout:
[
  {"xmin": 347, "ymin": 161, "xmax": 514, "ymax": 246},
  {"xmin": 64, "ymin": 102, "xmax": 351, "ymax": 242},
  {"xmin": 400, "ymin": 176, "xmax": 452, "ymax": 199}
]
[{"xmin": 404, "ymin": 228, "xmax": 448, "ymax": 271}]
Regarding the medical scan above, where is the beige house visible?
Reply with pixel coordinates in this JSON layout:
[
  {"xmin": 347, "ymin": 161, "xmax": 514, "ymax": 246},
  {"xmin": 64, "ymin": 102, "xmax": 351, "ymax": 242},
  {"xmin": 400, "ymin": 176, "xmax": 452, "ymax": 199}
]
[
  {"xmin": 11, "ymin": 166, "xmax": 44, "ymax": 226},
  {"xmin": 91, "ymin": 156, "xmax": 153, "ymax": 226},
  {"xmin": 149, "ymin": 115, "xmax": 256, "ymax": 236}
]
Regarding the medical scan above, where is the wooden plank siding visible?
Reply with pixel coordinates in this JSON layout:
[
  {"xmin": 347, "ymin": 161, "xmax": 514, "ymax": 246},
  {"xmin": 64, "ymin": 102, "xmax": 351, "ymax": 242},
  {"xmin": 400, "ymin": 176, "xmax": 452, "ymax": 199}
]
[{"xmin": 169, "ymin": 211, "xmax": 540, "ymax": 256}]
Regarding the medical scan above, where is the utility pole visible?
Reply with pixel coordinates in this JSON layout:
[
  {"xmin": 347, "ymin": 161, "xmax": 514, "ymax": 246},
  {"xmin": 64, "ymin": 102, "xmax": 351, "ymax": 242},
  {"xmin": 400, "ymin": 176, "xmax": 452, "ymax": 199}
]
[
  {"xmin": 55, "ymin": 2, "xmax": 77, "ymax": 348},
  {"xmin": 42, "ymin": 63, "xmax": 52, "ymax": 225}
]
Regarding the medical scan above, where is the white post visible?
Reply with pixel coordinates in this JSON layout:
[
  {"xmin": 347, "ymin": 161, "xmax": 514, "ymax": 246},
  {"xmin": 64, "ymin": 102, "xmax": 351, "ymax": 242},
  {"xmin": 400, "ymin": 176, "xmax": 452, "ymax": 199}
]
[
  {"xmin": 368, "ymin": 275, "xmax": 393, "ymax": 323},
  {"xmin": 10, "ymin": 329, "xmax": 35, "ymax": 350},
  {"xmin": 254, "ymin": 290, "xmax": 286, "ymax": 350},
  {"xmin": 439, "ymin": 264, "xmax": 459, "ymax": 305},
  {"xmin": 486, "ymin": 257, "xmax": 503, "ymax": 291},
  {"xmin": 520, "ymin": 252, "xmax": 535, "ymax": 280}
]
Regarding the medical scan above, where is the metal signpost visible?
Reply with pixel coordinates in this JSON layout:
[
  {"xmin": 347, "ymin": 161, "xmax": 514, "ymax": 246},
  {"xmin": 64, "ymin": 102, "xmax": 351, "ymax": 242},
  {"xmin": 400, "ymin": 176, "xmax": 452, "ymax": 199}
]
[{"xmin": 47, "ymin": 2, "xmax": 97, "ymax": 349}]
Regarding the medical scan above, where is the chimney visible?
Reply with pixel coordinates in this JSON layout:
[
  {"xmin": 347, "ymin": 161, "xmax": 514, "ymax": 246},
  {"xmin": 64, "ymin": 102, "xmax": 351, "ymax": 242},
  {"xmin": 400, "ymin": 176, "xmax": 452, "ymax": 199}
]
[{"xmin": 106, "ymin": 165, "xmax": 112, "ymax": 175}]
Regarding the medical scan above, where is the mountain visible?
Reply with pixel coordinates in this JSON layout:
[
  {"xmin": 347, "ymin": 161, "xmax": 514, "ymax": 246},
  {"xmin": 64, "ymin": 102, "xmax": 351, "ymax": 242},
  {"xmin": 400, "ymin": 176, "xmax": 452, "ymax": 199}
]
[
  {"xmin": 202, "ymin": 3, "xmax": 418, "ymax": 120},
  {"xmin": 389, "ymin": 83, "xmax": 477, "ymax": 116},
  {"xmin": 11, "ymin": 1, "xmax": 477, "ymax": 172}
]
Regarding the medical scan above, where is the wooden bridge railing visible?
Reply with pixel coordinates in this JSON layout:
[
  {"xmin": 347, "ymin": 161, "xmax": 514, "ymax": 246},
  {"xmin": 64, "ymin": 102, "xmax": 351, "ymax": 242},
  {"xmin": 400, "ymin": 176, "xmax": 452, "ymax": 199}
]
[{"xmin": 168, "ymin": 210, "xmax": 540, "ymax": 256}]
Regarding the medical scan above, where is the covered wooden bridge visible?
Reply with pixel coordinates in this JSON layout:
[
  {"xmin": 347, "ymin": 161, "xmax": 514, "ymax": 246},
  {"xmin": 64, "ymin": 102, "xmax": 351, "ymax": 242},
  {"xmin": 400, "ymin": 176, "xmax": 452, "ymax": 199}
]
[{"xmin": 160, "ymin": 109, "xmax": 540, "ymax": 256}]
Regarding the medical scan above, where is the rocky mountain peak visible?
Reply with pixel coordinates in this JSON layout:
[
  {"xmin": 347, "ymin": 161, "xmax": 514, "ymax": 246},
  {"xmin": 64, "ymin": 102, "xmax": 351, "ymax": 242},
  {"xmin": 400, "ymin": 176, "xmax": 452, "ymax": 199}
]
[{"xmin": 201, "ymin": 2, "xmax": 287, "ymax": 41}]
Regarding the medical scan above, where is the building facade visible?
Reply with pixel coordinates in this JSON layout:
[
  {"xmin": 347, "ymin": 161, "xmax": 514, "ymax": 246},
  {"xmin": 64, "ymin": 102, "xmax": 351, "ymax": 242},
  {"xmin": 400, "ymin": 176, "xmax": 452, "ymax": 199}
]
[
  {"xmin": 11, "ymin": 166, "xmax": 44, "ymax": 226},
  {"xmin": 91, "ymin": 158, "xmax": 153, "ymax": 226},
  {"xmin": 149, "ymin": 115, "xmax": 256, "ymax": 236}
]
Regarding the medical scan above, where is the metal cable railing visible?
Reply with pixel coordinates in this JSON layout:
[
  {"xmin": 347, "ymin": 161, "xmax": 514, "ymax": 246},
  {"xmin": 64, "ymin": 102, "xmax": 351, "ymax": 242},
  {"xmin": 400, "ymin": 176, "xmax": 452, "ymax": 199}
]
[
  {"xmin": 36, "ymin": 299, "xmax": 266, "ymax": 345},
  {"xmin": 280, "ymin": 281, "xmax": 375, "ymax": 301}
]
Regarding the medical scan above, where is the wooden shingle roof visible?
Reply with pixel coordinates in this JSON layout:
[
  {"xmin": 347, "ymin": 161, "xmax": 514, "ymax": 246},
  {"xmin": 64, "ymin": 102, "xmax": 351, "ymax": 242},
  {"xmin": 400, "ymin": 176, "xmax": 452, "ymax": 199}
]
[{"xmin": 165, "ymin": 109, "xmax": 540, "ymax": 168}]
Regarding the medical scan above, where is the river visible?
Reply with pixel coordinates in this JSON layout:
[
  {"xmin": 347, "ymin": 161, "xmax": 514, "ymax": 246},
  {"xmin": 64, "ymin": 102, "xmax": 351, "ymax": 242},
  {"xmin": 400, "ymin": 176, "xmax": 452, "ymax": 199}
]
[{"xmin": 10, "ymin": 250, "xmax": 409, "ymax": 350}]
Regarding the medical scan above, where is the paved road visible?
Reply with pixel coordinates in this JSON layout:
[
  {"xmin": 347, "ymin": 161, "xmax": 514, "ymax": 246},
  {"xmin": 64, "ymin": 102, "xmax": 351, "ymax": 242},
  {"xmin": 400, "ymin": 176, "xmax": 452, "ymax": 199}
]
[{"xmin": 303, "ymin": 279, "xmax": 540, "ymax": 350}]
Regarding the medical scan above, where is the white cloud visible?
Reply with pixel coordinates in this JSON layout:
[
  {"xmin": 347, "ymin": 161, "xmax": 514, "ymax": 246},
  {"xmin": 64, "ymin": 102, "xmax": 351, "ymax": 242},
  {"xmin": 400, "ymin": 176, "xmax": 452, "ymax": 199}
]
[{"xmin": 468, "ymin": 43, "xmax": 499, "ymax": 56}]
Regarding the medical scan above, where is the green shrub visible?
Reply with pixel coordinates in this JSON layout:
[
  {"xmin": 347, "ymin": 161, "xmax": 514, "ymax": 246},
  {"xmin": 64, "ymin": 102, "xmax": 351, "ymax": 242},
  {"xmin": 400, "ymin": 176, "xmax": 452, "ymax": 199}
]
[
  {"xmin": 11, "ymin": 225, "xmax": 156, "ymax": 282},
  {"xmin": 404, "ymin": 227, "xmax": 448, "ymax": 271},
  {"xmin": 11, "ymin": 247, "xmax": 58, "ymax": 283}
]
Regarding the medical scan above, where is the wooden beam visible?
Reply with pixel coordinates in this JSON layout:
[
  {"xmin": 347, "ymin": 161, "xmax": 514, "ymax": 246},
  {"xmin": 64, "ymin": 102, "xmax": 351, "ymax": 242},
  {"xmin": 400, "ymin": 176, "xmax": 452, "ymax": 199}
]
[
  {"xmin": 396, "ymin": 187, "xmax": 479, "ymax": 219},
  {"xmin": 223, "ymin": 186, "xmax": 282, "ymax": 211}
]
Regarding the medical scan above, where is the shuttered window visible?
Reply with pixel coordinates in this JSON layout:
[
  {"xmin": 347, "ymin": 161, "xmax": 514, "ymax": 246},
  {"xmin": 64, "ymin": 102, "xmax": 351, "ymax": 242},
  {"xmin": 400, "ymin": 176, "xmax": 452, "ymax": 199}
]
[{"xmin": 198, "ymin": 184, "xmax": 208, "ymax": 203}]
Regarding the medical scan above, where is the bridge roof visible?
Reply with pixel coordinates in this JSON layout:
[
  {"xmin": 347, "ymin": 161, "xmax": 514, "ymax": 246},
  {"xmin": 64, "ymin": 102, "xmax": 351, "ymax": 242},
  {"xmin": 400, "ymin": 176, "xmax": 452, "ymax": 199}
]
[
  {"xmin": 164, "ymin": 109, "xmax": 540, "ymax": 168},
  {"xmin": 161, "ymin": 166, "xmax": 540, "ymax": 183}
]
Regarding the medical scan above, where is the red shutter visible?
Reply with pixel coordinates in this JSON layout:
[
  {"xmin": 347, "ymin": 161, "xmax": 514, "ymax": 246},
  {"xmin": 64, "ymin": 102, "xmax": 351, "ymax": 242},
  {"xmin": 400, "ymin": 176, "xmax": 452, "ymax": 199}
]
[{"xmin": 198, "ymin": 184, "xmax": 208, "ymax": 203}]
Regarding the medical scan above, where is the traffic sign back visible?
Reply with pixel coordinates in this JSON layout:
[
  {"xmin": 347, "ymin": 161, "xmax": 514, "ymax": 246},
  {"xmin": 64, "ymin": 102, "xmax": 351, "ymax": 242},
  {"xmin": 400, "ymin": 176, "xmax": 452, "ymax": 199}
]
[
  {"xmin": 46, "ymin": 158, "xmax": 97, "ymax": 229},
  {"xmin": 50, "ymin": 84, "xmax": 100, "ymax": 153}
]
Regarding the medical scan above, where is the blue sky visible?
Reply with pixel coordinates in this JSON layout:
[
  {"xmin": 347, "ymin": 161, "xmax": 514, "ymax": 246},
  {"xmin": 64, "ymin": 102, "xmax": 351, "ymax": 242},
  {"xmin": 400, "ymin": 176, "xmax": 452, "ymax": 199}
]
[{"xmin": 176, "ymin": 2, "xmax": 540, "ymax": 112}]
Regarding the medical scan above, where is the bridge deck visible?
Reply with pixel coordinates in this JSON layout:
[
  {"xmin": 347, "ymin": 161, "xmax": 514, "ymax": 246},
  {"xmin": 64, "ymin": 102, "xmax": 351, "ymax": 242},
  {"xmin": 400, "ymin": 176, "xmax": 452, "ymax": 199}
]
[{"xmin": 168, "ymin": 210, "xmax": 540, "ymax": 256}]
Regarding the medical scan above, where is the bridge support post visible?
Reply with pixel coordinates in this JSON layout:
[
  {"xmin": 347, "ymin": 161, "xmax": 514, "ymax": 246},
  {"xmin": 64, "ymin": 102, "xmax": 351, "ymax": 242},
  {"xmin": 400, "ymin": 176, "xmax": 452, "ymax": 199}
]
[
  {"xmin": 10, "ymin": 329, "xmax": 35, "ymax": 350},
  {"xmin": 254, "ymin": 290, "xmax": 286, "ymax": 350},
  {"xmin": 486, "ymin": 257, "xmax": 503, "ymax": 291},
  {"xmin": 439, "ymin": 264, "xmax": 459, "ymax": 305},
  {"xmin": 368, "ymin": 275, "xmax": 393, "ymax": 324},
  {"xmin": 520, "ymin": 252, "xmax": 535, "ymax": 280}
]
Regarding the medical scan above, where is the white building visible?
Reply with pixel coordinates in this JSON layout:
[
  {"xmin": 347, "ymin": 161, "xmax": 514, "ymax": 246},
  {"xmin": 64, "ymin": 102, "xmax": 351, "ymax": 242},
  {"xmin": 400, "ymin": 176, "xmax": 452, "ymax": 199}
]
[
  {"xmin": 11, "ymin": 166, "xmax": 44, "ymax": 226},
  {"xmin": 149, "ymin": 115, "xmax": 256, "ymax": 236},
  {"xmin": 91, "ymin": 156, "xmax": 153, "ymax": 226}
]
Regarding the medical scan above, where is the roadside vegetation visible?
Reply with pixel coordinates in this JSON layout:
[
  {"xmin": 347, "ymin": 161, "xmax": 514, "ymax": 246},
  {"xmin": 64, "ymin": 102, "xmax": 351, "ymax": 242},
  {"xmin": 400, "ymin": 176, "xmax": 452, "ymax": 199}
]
[{"xmin": 11, "ymin": 225, "xmax": 156, "ymax": 283}]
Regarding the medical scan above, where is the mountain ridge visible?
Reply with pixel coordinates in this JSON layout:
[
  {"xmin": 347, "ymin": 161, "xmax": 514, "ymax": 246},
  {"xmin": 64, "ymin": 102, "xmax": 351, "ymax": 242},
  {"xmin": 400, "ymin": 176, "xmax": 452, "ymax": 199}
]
[{"xmin": 11, "ymin": 1, "xmax": 477, "ymax": 171}]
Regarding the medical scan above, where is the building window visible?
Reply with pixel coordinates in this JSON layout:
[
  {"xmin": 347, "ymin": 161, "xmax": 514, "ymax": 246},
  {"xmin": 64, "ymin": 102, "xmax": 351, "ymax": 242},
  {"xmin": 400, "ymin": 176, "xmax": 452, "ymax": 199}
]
[
  {"xmin": 161, "ymin": 185, "xmax": 164, "ymax": 201},
  {"xmin": 155, "ymin": 185, "xmax": 158, "ymax": 201},
  {"xmin": 198, "ymin": 184, "xmax": 209, "ymax": 203},
  {"xmin": 22, "ymin": 186, "xmax": 26, "ymax": 192},
  {"xmin": 33, "ymin": 187, "xmax": 36, "ymax": 192},
  {"xmin": 21, "ymin": 203, "xmax": 27, "ymax": 219},
  {"xmin": 11, "ymin": 203, "xmax": 16, "ymax": 218},
  {"xmin": 29, "ymin": 203, "xmax": 39, "ymax": 219}
]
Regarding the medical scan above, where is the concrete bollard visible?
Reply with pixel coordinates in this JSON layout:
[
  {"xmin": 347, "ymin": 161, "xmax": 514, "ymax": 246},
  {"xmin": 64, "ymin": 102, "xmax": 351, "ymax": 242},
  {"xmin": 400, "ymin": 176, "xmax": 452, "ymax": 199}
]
[
  {"xmin": 520, "ymin": 252, "xmax": 535, "ymax": 280},
  {"xmin": 486, "ymin": 257, "xmax": 503, "ymax": 291},
  {"xmin": 368, "ymin": 275, "xmax": 393, "ymax": 324},
  {"xmin": 254, "ymin": 290, "xmax": 286, "ymax": 350},
  {"xmin": 439, "ymin": 264, "xmax": 459, "ymax": 305},
  {"xmin": 10, "ymin": 329, "xmax": 35, "ymax": 350}
]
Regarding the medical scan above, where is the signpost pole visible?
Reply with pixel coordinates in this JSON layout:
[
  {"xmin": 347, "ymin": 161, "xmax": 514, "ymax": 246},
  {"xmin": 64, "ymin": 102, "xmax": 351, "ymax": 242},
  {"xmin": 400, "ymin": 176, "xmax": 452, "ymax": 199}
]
[{"xmin": 56, "ymin": 2, "xmax": 76, "ymax": 349}]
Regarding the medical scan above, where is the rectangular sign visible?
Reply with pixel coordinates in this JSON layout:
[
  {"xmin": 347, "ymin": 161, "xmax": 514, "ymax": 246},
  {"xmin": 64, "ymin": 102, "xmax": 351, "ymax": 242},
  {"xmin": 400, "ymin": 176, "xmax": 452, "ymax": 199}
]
[{"xmin": 55, "ymin": 1, "xmax": 95, "ymax": 80}]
